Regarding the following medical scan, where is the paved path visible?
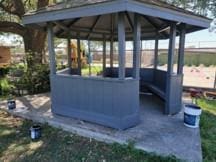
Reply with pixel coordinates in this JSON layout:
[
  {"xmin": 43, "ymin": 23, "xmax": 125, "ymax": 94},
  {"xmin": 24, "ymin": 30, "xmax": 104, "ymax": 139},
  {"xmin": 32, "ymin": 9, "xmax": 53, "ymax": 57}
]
[{"xmin": 0, "ymin": 93, "xmax": 202, "ymax": 162}]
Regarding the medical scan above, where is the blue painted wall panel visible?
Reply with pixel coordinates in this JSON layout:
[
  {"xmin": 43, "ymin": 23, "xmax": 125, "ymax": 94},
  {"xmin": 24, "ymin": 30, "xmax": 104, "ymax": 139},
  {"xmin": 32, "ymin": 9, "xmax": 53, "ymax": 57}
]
[{"xmin": 50, "ymin": 72, "xmax": 140, "ymax": 129}]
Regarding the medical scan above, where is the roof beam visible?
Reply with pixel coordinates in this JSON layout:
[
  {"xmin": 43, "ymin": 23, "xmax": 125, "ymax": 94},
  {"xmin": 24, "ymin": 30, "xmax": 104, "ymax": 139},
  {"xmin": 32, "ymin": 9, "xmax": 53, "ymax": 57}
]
[
  {"xmin": 58, "ymin": 26, "xmax": 157, "ymax": 37},
  {"xmin": 142, "ymin": 15, "xmax": 168, "ymax": 38},
  {"xmin": 158, "ymin": 20, "xmax": 181, "ymax": 33},
  {"xmin": 125, "ymin": 12, "xmax": 134, "ymax": 31},
  {"xmin": 56, "ymin": 18, "xmax": 81, "ymax": 36},
  {"xmin": 54, "ymin": 21, "xmax": 69, "ymax": 32},
  {"xmin": 87, "ymin": 15, "xmax": 101, "ymax": 39},
  {"xmin": 109, "ymin": 13, "xmax": 115, "ymax": 40},
  {"xmin": 54, "ymin": 21, "xmax": 113, "ymax": 37}
]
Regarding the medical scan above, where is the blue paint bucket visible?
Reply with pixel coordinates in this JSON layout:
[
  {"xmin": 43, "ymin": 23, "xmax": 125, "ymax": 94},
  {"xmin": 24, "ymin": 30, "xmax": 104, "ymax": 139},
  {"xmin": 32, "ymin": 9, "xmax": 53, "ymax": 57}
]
[
  {"xmin": 7, "ymin": 100, "xmax": 16, "ymax": 110},
  {"xmin": 184, "ymin": 104, "xmax": 202, "ymax": 128},
  {"xmin": 30, "ymin": 125, "xmax": 41, "ymax": 140}
]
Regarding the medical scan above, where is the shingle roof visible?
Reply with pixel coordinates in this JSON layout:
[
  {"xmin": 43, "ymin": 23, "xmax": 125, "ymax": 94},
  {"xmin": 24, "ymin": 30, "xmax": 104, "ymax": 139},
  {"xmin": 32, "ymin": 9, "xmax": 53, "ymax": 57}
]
[
  {"xmin": 23, "ymin": 0, "xmax": 212, "ymax": 41},
  {"xmin": 26, "ymin": 0, "xmax": 209, "ymax": 20}
]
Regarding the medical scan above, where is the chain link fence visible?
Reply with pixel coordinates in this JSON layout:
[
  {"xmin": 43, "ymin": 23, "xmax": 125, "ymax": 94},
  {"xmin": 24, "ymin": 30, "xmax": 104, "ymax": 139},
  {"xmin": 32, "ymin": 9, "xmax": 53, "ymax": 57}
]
[{"xmin": 9, "ymin": 41, "xmax": 216, "ymax": 89}]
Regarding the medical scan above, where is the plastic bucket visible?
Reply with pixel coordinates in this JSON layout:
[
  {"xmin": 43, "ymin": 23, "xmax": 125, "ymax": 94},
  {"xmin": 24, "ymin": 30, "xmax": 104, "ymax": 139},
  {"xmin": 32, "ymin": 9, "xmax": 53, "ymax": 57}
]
[
  {"xmin": 7, "ymin": 100, "xmax": 16, "ymax": 110},
  {"xmin": 184, "ymin": 104, "xmax": 202, "ymax": 128},
  {"xmin": 30, "ymin": 125, "xmax": 41, "ymax": 140}
]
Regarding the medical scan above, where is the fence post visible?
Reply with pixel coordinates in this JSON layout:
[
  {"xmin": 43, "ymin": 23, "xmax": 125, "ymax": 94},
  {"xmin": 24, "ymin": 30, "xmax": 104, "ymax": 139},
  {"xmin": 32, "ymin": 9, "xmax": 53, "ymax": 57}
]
[{"xmin": 214, "ymin": 70, "xmax": 216, "ymax": 89}]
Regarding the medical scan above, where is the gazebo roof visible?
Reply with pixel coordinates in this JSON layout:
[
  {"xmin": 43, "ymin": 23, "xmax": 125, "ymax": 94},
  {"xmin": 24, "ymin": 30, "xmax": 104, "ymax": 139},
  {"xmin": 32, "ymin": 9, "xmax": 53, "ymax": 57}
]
[{"xmin": 23, "ymin": 0, "xmax": 212, "ymax": 40}]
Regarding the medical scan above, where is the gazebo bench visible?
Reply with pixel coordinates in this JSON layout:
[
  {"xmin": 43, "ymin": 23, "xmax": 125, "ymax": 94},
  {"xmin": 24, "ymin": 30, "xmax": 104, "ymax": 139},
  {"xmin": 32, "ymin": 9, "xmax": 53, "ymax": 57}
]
[
  {"xmin": 143, "ymin": 83, "xmax": 166, "ymax": 100},
  {"xmin": 105, "ymin": 67, "xmax": 167, "ymax": 100}
]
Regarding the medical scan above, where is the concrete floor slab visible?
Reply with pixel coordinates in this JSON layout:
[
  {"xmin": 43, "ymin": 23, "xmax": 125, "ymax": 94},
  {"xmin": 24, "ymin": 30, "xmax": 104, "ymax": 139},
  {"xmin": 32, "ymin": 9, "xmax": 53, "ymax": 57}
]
[{"xmin": 0, "ymin": 93, "xmax": 202, "ymax": 162}]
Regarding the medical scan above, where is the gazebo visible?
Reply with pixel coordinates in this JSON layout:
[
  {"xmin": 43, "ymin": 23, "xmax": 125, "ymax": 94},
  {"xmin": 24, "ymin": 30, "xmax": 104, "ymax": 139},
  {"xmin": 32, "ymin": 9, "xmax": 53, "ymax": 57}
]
[{"xmin": 23, "ymin": 0, "xmax": 211, "ymax": 129}]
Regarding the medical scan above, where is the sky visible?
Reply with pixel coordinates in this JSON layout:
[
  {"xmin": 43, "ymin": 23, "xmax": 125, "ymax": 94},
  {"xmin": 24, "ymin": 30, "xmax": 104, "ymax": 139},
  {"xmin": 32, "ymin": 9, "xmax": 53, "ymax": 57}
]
[
  {"xmin": 186, "ymin": 29, "xmax": 216, "ymax": 42},
  {"xmin": 143, "ymin": 29, "xmax": 216, "ymax": 49}
]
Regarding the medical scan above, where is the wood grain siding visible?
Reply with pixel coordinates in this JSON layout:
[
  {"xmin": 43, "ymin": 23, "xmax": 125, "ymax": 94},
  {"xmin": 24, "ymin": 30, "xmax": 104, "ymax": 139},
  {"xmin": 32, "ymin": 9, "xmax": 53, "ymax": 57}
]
[
  {"xmin": 165, "ymin": 74, "xmax": 183, "ymax": 114},
  {"xmin": 50, "ymin": 74, "xmax": 140, "ymax": 129}
]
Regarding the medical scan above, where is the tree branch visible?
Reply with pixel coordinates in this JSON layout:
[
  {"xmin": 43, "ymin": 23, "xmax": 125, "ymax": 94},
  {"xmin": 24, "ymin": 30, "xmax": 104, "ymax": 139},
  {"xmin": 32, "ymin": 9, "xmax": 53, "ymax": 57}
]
[
  {"xmin": 0, "ymin": 21, "xmax": 26, "ymax": 36},
  {"xmin": 0, "ymin": 0, "xmax": 25, "ymax": 18}
]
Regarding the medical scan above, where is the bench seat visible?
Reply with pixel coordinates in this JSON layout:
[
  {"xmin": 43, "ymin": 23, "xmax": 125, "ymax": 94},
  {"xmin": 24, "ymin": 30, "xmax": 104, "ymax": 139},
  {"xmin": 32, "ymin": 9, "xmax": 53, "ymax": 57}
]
[{"xmin": 140, "ymin": 82, "xmax": 166, "ymax": 100}]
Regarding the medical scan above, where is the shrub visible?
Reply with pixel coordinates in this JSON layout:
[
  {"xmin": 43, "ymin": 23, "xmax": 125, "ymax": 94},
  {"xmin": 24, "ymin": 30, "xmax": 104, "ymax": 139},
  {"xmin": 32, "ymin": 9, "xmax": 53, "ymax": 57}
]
[
  {"xmin": 0, "ymin": 67, "xmax": 10, "ymax": 77},
  {"xmin": 158, "ymin": 53, "xmax": 216, "ymax": 67},
  {"xmin": 9, "ymin": 64, "xmax": 50, "ymax": 95},
  {"xmin": 0, "ymin": 78, "xmax": 13, "ymax": 96},
  {"xmin": 22, "ymin": 64, "xmax": 50, "ymax": 94}
]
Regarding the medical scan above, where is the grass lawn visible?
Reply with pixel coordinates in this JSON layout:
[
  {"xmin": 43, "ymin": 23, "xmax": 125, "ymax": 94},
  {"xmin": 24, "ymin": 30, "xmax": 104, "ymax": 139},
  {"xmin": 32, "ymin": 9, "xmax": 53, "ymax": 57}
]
[
  {"xmin": 82, "ymin": 65, "xmax": 102, "ymax": 76},
  {"xmin": 0, "ymin": 110, "xmax": 178, "ymax": 162},
  {"xmin": 0, "ymin": 99, "xmax": 215, "ymax": 162},
  {"xmin": 198, "ymin": 99, "xmax": 216, "ymax": 162}
]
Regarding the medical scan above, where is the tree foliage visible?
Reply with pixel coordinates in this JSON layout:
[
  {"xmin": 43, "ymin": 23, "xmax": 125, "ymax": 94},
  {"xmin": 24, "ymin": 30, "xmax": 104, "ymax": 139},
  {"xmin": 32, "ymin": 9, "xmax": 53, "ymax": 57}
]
[
  {"xmin": 164, "ymin": 0, "xmax": 216, "ymax": 32},
  {"xmin": 164, "ymin": 0, "xmax": 216, "ymax": 17}
]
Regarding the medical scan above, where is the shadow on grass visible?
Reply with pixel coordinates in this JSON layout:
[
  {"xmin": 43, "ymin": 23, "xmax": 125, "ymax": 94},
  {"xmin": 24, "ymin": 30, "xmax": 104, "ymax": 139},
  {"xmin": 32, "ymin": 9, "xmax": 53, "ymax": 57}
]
[{"xmin": 0, "ymin": 110, "xmax": 180, "ymax": 162}]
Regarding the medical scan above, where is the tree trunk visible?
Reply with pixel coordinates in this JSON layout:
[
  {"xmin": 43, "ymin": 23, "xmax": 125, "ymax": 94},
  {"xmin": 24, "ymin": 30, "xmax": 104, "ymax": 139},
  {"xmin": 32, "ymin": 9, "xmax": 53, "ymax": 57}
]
[
  {"xmin": 23, "ymin": 27, "xmax": 47, "ymax": 66},
  {"xmin": 0, "ymin": 0, "xmax": 49, "ymax": 67}
]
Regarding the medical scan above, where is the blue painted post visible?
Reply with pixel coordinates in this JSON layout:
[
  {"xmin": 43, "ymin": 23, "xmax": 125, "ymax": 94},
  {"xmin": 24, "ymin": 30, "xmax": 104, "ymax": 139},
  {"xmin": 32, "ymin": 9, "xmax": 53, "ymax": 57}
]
[
  {"xmin": 118, "ymin": 12, "xmax": 126, "ymax": 79},
  {"xmin": 110, "ymin": 14, "xmax": 114, "ymax": 68},
  {"xmin": 177, "ymin": 24, "xmax": 186, "ymax": 74},
  {"xmin": 140, "ymin": 40, "xmax": 143, "ymax": 67},
  {"xmin": 177, "ymin": 24, "xmax": 186, "ymax": 111},
  {"xmin": 110, "ymin": 37, "xmax": 114, "ymax": 68},
  {"xmin": 132, "ymin": 13, "xmax": 141, "ymax": 79},
  {"xmin": 47, "ymin": 23, "xmax": 56, "ymax": 75},
  {"xmin": 88, "ymin": 40, "xmax": 92, "ymax": 76},
  {"xmin": 77, "ymin": 33, "xmax": 81, "ymax": 75},
  {"xmin": 103, "ymin": 34, "xmax": 106, "ymax": 76},
  {"xmin": 167, "ymin": 22, "xmax": 176, "ymax": 75},
  {"xmin": 67, "ymin": 38, "xmax": 72, "ymax": 73},
  {"xmin": 165, "ymin": 22, "xmax": 176, "ymax": 114},
  {"xmin": 154, "ymin": 36, "xmax": 159, "ymax": 69}
]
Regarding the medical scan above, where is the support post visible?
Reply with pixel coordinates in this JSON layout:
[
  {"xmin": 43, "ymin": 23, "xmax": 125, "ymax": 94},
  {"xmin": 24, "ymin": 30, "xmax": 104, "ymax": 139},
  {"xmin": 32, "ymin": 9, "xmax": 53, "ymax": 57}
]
[
  {"xmin": 154, "ymin": 35, "xmax": 159, "ymax": 69},
  {"xmin": 140, "ymin": 40, "xmax": 143, "ymax": 67},
  {"xmin": 118, "ymin": 12, "xmax": 126, "ymax": 79},
  {"xmin": 67, "ymin": 38, "xmax": 72, "ymax": 73},
  {"xmin": 165, "ymin": 22, "xmax": 177, "ymax": 114},
  {"xmin": 176, "ymin": 24, "xmax": 186, "ymax": 112},
  {"xmin": 77, "ymin": 33, "xmax": 81, "ymax": 75},
  {"xmin": 110, "ymin": 14, "xmax": 114, "ymax": 68},
  {"xmin": 103, "ymin": 35, "xmax": 106, "ymax": 76},
  {"xmin": 110, "ymin": 37, "xmax": 114, "ymax": 68},
  {"xmin": 88, "ymin": 40, "xmax": 92, "ymax": 76},
  {"xmin": 132, "ymin": 13, "xmax": 141, "ymax": 79},
  {"xmin": 47, "ymin": 23, "xmax": 56, "ymax": 75},
  {"xmin": 214, "ymin": 71, "xmax": 216, "ymax": 89},
  {"xmin": 177, "ymin": 24, "xmax": 186, "ymax": 74},
  {"xmin": 167, "ymin": 22, "xmax": 176, "ymax": 75}
]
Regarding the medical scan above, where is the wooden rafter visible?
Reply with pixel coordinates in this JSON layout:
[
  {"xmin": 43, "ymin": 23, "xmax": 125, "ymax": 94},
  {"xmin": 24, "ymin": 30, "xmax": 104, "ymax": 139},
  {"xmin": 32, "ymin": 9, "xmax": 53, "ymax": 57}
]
[
  {"xmin": 125, "ymin": 12, "xmax": 134, "ymax": 31},
  {"xmin": 87, "ymin": 15, "xmax": 101, "ymax": 39},
  {"xmin": 142, "ymin": 15, "xmax": 168, "ymax": 38},
  {"xmin": 55, "ymin": 18, "xmax": 81, "ymax": 36}
]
